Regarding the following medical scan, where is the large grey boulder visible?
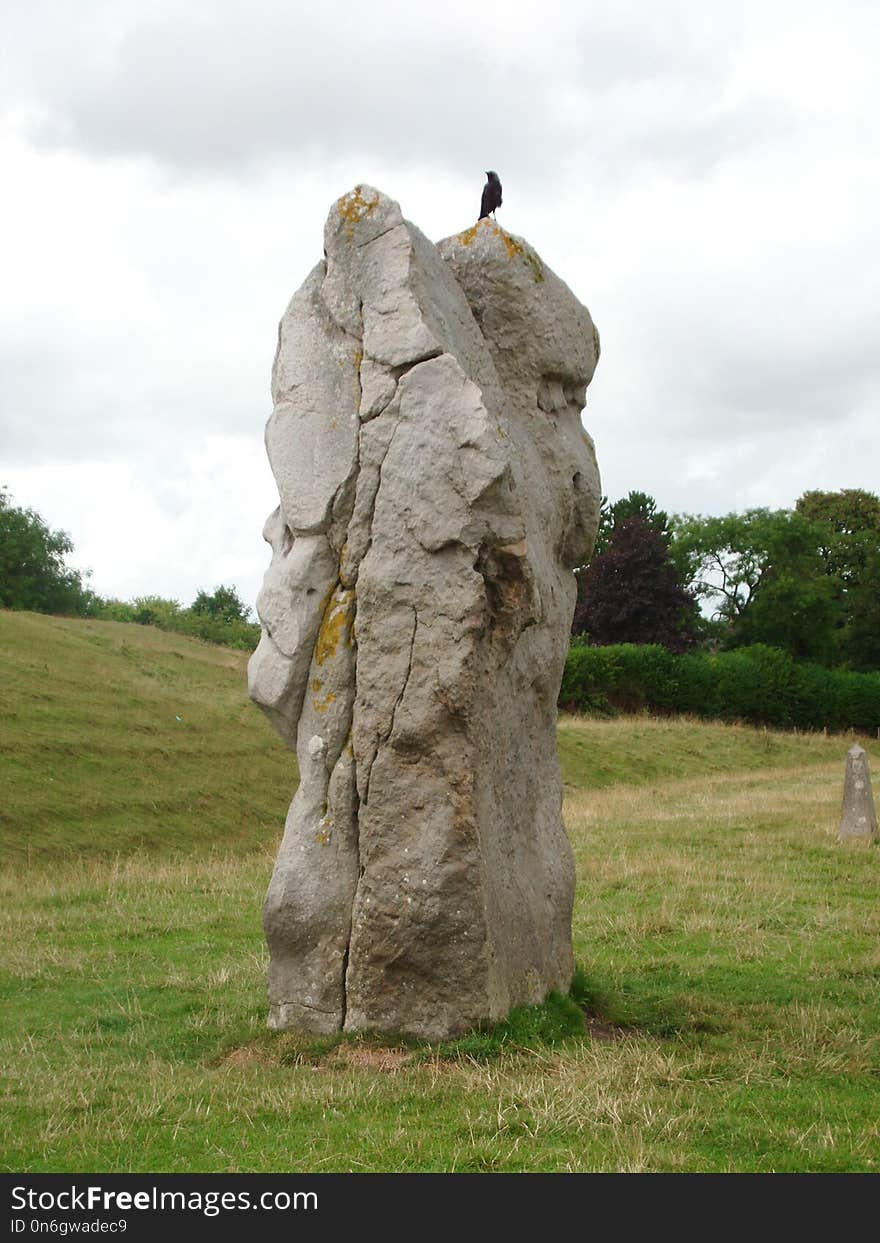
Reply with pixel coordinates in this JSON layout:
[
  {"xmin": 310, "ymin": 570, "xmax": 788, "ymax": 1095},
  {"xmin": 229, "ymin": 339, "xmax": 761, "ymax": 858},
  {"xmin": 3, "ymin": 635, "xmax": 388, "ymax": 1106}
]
[
  {"xmin": 249, "ymin": 188, "xmax": 601, "ymax": 1039},
  {"xmin": 838, "ymin": 744, "xmax": 878, "ymax": 843}
]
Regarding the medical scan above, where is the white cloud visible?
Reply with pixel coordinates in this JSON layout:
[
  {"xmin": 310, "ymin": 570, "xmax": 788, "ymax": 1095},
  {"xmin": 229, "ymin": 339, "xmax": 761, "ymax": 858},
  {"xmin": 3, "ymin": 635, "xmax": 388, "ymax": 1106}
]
[
  {"xmin": 1, "ymin": 0, "xmax": 878, "ymax": 603},
  {"xmin": 3, "ymin": 436, "xmax": 276, "ymax": 611}
]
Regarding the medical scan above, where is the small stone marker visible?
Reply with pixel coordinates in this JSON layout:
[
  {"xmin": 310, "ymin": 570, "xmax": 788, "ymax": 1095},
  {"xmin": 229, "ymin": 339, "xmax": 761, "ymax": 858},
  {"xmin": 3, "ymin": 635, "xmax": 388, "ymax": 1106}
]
[{"xmin": 838, "ymin": 745, "xmax": 878, "ymax": 843}]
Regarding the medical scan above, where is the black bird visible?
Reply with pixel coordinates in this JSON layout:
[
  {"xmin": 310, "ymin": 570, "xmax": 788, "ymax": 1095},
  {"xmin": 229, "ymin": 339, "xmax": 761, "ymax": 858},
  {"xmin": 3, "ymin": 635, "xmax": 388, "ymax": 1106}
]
[{"xmin": 479, "ymin": 170, "xmax": 502, "ymax": 220}]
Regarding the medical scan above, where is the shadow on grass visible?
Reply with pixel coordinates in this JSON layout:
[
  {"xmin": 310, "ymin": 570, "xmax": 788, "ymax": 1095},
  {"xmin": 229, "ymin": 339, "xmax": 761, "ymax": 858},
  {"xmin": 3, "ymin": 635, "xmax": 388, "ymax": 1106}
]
[
  {"xmin": 215, "ymin": 962, "xmax": 741, "ymax": 1072},
  {"xmin": 423, "ymin": 966, "xmax": 621, "ymax": 1062},
  {"xmin": 218, "ymin": 967, "xmax": 644, "ymax": 1070}
]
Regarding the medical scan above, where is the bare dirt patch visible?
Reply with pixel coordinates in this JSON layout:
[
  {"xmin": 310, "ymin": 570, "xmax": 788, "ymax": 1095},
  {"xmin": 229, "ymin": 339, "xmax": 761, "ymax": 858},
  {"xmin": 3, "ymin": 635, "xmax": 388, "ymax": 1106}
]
[
  {"xmin": 221, "ymin": 1045, "xmax": 279, "ymax": 1068},
  {"xmin": 326, "ymin": 1043, "xmax": 413, "ymax": 1072},
  {"xmin": 582, "ymin": 1010, "xmax": 634, "ymax": 1042}
]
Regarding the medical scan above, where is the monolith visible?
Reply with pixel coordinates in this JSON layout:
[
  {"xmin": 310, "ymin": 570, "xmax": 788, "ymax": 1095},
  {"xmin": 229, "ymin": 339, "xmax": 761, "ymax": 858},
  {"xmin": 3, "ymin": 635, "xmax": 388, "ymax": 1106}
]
[
  {"xmin": 249, "ymin": 186, "xmax": 601, "ymax": 1038},
  {"xmin": 838, "ymin": 744, "xmax": 878, "ymax": 842}
]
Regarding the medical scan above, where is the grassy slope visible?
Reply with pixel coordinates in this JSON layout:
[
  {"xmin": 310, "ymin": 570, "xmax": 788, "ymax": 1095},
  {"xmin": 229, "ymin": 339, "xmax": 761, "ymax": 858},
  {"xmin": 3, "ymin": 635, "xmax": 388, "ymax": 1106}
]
[
  {"xmin": 3, "ymin": 610, "xmax": 862, "ymax": 859},
  {"xmin": 1, "ymin": 610, "xmax": 293, "ymax": 860},
  {"xmin": 2, "ymin": 610, "xmax": 879, "ymax": 1172}
]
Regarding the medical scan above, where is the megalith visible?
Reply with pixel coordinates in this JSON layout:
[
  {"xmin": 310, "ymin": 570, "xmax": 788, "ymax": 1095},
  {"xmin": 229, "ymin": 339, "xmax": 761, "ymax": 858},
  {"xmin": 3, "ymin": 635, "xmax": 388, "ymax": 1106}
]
[
  {"xmin": 249, "ymin": 186, "xmax": 601, "ymax": 1039},
  {"xmin": 838, "ymin": 744, "xmax": 878, "ymax": 843}
]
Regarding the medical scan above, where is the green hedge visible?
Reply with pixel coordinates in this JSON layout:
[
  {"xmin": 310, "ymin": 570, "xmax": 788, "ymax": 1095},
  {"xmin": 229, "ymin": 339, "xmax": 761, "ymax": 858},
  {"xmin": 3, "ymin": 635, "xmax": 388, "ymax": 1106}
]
[
  {"xmin": 560, "ymin": 640, "xmax": 880, "ymax": 733},
  {"xmin": 93, "ymin": 597, "xmax": 260, "ymax": 652}
]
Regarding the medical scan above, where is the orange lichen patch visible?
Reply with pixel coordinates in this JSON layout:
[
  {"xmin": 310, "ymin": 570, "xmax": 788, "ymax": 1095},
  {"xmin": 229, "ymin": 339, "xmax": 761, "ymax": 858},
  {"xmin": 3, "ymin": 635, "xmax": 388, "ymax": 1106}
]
[
  {"xmin": 312, "ymin": 689, "xmax": 337, "ymax": 714},
  {"xmin": 500, "ymin": 229, "xmax": 522, "ymax": 260},
  {"xmin": 455, "ymin": 220, "xmax": 544, "ymax": 281},
  {"xmin": 315, "ymin": 586, "xmax": 355, "ymax": 666},
  {"xmin": 456, "ymin": 222, "xmax": 482, "ymax": 246},
  {"xmin": 337, "ymin": 185, "xmax": 380, "ymax": 236},
  {"xmin": 499, "ymin": 229, "xmax": 545, "ymax": 282},
  {"xmin": 310, "ymin": 672, "xmax": 337, "ymax": 712},
  {"xmin": 314, "ymin": 827, "xmax": 330, "ymax": 845},
  {"xmin": 455, "ymin": 217, "xmax": 500, "ymax": 246}
]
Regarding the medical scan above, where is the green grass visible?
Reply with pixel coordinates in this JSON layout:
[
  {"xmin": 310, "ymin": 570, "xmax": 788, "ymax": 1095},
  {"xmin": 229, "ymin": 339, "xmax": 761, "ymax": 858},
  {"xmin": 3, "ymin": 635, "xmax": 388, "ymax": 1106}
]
[
  {"xmin": 2, "ymin": 610, "xmax": 879, "ymax": 1172},
  {"xmin": 557, "ymin": 711, "xmax": 857, "ymax": 789},
  {"xmin": 1, "ymin": 610, "xmax": 292, "ymax": 860}
]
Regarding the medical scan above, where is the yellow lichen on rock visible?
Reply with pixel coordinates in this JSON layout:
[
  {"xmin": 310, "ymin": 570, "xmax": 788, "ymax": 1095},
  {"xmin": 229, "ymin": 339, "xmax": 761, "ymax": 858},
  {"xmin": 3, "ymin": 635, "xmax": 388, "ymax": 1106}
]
[
  {"xmin": 455, "ymin": 220, "xmax": 544, "ymax": 282},
  {"xmin": 337, "ymin": 185, "xmax": 380, "ymax": 237},
  {"xmin": 499, "ymin": 229, "xmax": 544, "ymax": 283},
  {"xmin": 312, "ymin": 690, "xmax": 337, "ymax": 714},
  {"xmin": 499, "ymin": 229, "xmax": 522, "ymax": 261},
  {"xmin": 456, "ymin": 222, "xmax": 482, "ymax": 247},
  {"xmin": 315, "ymin": 585, "xmax": 356, "ymax": 667}
]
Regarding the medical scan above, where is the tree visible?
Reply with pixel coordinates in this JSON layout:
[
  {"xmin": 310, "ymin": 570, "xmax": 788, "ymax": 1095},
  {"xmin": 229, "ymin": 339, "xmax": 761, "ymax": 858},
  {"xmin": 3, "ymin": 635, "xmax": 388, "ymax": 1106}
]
[
  {"xmin": 671, "ymin": 508, "xmax": 839, "ymax": 664},
  {"xmin": 130, "ymin": 595, "xmax": 183, "ymax": 627},
  {"xmin": 844, "ymin": 543, "xmax": 880, "ymax": 671},
  {"xmin": 0, "ymin": 487, "xmax": 94, "ymax": 616},
  {"xmin": 574, "ymin": 515, "xmax": 699, "ymax": 651},
  {"xmin": 795, "ymin": 488, "xmax": 880, "ymax": 670},
  {"xmin": 190, "ymin": 584, "xmax": 252, "ymax": 624},
  {"xmin": 795, "ymin": 488, "xmax": 880, "ymax": 577},
  {"xmin": 592, "ymin": 490, "xmax": 673, "ymax": 558}
]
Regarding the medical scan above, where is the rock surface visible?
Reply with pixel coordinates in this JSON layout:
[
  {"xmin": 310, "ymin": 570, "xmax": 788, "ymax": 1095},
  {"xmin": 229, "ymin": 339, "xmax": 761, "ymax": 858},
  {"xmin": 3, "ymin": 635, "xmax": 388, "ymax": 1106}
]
[
  {"xmin": 249, "ymin": 187, "xmax": 601, "ymax": 1038},
  {"xmin": 838, "ymin": 744, "xmax": 878, "ymax": 842}
]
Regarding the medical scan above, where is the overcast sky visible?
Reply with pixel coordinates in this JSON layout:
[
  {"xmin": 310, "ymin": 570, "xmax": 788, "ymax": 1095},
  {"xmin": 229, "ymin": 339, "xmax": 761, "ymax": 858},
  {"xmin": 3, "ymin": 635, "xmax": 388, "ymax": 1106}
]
[{"xmin": 2, "ymin": 0, "xmax": 878, "ymax": 612}]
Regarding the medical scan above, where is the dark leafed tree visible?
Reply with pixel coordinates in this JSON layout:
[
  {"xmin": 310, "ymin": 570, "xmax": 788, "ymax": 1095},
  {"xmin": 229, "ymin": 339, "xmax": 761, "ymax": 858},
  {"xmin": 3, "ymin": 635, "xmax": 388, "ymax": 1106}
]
[{"xmin": 573, "ymin": 515, "xmax": 699, "ymax": 651}]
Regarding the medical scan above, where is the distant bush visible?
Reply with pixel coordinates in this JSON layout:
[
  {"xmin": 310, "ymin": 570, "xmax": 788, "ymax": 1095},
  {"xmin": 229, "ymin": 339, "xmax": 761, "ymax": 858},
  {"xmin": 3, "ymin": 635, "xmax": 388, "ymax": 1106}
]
[
  {"xmin": 179, "ymin": 612, "xmax": 260, "ymax": 652},
  {"xmin": 560, "ymin": 641, "xmax": 880, "ymax": 734},
  {"xmin": 92, "ymin": 594, "xmax": 260, "ymax": 652}
]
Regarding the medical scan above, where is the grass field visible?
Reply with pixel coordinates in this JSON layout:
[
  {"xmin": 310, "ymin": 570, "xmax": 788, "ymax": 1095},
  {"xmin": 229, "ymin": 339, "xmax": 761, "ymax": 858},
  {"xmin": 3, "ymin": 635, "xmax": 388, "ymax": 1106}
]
[{"xmin": 2, "ymin": 610, "xmax": 879, "ymax": 1172}]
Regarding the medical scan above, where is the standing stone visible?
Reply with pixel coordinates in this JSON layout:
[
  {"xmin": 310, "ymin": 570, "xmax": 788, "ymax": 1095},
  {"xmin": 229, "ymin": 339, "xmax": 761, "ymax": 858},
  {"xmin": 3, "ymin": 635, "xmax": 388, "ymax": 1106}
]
[
  {"xmin": 249, "ymin": 187, "xmax": 601, "ymax": 1039},
  {"xmin": 838, "ymin": 745, "xmax": 878, "ymax": 842}
]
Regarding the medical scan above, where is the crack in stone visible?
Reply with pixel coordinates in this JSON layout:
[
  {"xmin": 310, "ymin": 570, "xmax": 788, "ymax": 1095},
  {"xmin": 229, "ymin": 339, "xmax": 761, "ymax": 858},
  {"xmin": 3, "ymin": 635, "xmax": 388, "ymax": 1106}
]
[
  {"xmin": 292, "ymin": 1000, "xmax": 337, "ymax": 1015},
  {"xmin": 363, "ymin": 604, "xmax": 417, "ymax": 807},
  {"xmin": 345, "ymin": 412, "xmax": 402, "ymax": 587},
  {"xmin": 389, "ymin": 347, "xmax": 442, "ymax": 375},
  {"xmin": 360, "ymin": 351, "xmax": 443, "ymax": 424},
  {"xmin": 387, "ymin": 606, "xmax": 418, "ymax": 745},
  {"xmin": 339, "ymin": 728, "xmax": 360, "ymax": 1027},
  {"xmin": 356, "ymin": 221, "xmax": 401, "ymax": 249}
]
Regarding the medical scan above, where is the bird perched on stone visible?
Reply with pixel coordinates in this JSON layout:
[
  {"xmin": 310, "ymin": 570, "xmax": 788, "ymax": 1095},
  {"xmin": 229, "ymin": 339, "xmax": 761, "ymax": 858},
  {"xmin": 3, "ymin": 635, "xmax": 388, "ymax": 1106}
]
[{"xmin": 479, "ymin": 170, "xmax": 502, "ymax": 220}]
